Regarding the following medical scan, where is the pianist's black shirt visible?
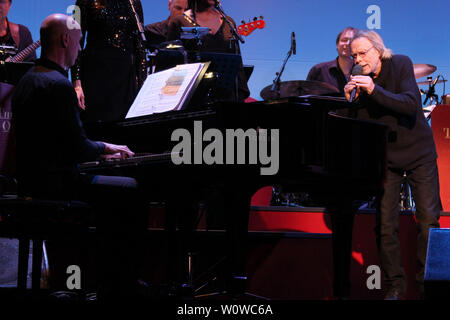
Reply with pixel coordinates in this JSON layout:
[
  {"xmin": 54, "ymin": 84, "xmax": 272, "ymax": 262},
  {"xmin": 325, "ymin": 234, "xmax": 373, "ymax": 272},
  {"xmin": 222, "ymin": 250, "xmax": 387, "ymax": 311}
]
[
  {"xmin": 12, "ymin": 58, "xmax": 105, "ymax": 198},
  {"xmin": 351, "ymin": 54, "xmax": 437, "ymax": 170}
]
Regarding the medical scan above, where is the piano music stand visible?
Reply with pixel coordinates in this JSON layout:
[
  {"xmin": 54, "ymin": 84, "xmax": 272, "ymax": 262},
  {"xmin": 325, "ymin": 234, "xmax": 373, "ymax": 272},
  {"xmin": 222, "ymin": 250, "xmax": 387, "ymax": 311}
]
[{"xmin": 154, "ymin": 51, "xmax": 240, "ymax": 89}]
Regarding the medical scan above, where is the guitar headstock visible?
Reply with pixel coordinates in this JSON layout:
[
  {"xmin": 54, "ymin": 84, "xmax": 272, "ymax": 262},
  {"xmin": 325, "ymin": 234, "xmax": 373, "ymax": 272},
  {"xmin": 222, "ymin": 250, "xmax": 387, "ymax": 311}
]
[{"xmin": 237, "ymin": 16, "xmax": 266, "ymax": 37}]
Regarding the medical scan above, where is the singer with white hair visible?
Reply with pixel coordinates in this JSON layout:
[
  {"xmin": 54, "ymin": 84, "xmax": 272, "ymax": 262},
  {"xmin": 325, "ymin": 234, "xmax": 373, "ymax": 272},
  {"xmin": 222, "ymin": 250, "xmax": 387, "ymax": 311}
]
[{"xmin": 344, "ymin": 30, "xmax": 441, "ymax": 300}]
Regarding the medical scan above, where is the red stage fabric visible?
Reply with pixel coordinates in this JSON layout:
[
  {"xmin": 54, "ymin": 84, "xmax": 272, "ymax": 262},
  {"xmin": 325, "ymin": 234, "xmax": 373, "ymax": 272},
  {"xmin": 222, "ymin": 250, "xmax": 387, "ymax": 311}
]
[{"xmin": 431, "ymin": 105, "xmax": 450, "ymax": 212}]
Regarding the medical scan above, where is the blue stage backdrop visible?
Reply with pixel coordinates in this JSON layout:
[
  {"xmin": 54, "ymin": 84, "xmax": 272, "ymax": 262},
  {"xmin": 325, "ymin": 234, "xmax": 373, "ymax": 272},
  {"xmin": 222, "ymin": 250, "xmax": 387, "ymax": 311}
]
[{"xmin": 9, "ymin": 0, "xmax": 450, "ymax": 101}]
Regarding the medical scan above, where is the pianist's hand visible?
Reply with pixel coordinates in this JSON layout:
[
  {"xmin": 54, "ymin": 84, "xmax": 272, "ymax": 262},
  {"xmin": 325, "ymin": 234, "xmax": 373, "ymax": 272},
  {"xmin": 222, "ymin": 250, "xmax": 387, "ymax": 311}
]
[
  {"xmin": 73, "ymin": 80, "xmax": 86, "ymax": 110},
  {"xmin": 101, "ymin": 142, "xmax": 135, "ymax": 160}
]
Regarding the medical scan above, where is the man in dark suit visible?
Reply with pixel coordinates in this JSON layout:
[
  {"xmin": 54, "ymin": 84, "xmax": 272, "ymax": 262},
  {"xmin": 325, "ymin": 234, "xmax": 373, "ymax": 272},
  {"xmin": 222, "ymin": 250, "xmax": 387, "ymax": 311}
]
[{"xmin": 344, "ymin": 30, "xmax": 441, "ymax": 300}]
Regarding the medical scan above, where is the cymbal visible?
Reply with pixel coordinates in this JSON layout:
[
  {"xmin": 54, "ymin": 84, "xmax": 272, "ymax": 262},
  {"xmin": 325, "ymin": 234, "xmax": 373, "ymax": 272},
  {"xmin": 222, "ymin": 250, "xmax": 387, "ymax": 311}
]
[
  {"xmin": 417, "ymin": 79, "xmax": 447, "ymax": 86},
  {"xmin": 413, "ymin": 64, "xmax": 436, "ymax": 79},
  {"xmin": 260, "ymin": 80, "xmax": 339, "ymax": 100}
]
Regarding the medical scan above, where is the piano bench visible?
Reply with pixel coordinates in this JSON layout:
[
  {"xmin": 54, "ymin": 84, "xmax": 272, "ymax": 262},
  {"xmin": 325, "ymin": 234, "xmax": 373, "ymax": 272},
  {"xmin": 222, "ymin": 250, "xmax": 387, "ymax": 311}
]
[{"xmin": 0, "ymin": 196, "xmax": 92, "ymax": 295}]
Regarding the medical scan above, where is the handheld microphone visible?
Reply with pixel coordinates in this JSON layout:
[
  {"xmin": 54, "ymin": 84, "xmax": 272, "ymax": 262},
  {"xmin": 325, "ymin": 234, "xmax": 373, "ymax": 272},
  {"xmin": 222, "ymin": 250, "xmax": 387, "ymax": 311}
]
[
  {"xmin": 350, "ymin": 64, "xmax": 363, "ymax": 102},
  {"xmin": 291, "ymin": 32, "xmax": 296, "ymax": 55}
]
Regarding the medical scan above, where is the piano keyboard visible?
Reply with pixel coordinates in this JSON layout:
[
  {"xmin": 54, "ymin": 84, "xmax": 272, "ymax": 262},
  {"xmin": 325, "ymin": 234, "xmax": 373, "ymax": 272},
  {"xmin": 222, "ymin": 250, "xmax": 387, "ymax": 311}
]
[{"xmin": 79, "ymin": 152, "xmax": 175, "ymax": 170}]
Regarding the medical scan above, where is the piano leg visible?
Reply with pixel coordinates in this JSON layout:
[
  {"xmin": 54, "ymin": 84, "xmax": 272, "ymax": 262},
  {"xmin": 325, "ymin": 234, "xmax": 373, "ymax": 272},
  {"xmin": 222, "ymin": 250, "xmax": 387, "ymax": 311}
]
[
  {"xmin": 164, "ymin": 189, "xmax": 199, "ymax": 290},
  {"xmin": 223, "ymin": 184, "xmax": 253, "ymax": 295},
  {"xmin": 327, "ymin": 200, "xmax": 357, "ymax": 299}
]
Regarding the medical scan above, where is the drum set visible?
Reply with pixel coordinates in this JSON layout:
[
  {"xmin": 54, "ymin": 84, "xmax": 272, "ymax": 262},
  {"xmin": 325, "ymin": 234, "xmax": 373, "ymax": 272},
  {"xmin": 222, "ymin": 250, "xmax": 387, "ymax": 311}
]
[
  {"xmin": 414, "ymin": 63, "xmax": 448, "ymax": 120},
  {"xmin": 399, "ymin": 63, "xmax": 447, "ymax": 211}
]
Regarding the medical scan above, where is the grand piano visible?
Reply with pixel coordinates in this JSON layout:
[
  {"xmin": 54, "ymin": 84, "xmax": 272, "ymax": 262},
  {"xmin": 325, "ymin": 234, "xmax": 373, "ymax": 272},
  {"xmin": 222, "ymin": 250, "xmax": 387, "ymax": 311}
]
[
  {"xmin": 80, "ymin": 93, "xmax": 388, "ymax": 297},
  {"xmin": 83, "ymin": 95, "xmax": 388, "ymax": 199}
]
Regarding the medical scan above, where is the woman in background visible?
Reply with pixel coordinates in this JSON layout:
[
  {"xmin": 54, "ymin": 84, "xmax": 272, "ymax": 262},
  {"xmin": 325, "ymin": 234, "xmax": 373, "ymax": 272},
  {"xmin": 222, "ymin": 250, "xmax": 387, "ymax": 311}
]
[{"xmin": 71, "ymin": 0, "xmax": 146, "ymax": 123}]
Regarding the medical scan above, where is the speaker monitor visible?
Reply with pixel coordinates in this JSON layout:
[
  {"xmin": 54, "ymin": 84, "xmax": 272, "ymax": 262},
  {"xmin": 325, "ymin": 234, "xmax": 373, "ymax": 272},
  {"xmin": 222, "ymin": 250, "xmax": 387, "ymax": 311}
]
[{"xmin": 424, "ymin": 228, "xmax": 450, "ymax": 299}]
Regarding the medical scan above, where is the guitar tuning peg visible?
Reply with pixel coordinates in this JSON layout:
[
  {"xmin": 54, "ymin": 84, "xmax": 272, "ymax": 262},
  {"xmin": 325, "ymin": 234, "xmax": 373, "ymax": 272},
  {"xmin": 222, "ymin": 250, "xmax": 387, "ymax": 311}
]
[
  {"xmin": 253, "ymin": 17, "xmax": 258, "ymax": 21},
  {"xmin": 260, "ymin": 16, "xmax": 264, "ymax": 20},
  {"xmin": 241, "ymin": 20, "xmax": 246, "ymax": 24}
]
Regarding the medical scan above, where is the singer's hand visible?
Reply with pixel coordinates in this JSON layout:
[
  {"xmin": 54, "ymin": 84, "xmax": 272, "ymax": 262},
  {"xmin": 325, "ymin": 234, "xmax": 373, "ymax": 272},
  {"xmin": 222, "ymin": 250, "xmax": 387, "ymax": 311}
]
[
  {"xmin": 350, "ymin": 75, "xmax": 376, "ymax": 95},
  {"xmin": 344, "ymin": 80, "xmax": 360, "ymax": 102}
]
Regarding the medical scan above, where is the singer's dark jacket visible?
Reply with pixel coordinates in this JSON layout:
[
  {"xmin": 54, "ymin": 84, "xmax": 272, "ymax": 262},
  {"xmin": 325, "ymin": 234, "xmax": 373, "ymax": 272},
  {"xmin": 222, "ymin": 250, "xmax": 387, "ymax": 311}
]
[
  {"xmin": 12, "ymin": 59, "xmax": 105, "ymax": 198},
  {"xmin": 351, "ymin": 54, "xmax": 437, "ymax": 170},
  {"xmin": 307, "ymin": 58, "xmax": 348, "ymax": 93}
]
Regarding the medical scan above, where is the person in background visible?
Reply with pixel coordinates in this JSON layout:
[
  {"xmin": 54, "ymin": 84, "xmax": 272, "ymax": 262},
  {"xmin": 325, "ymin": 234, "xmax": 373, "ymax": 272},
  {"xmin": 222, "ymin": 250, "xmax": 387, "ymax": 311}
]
[
  {"xmin": 167, "ymin": 0, "xmax": 250, "ymax": 102},
  {"xmin": 71, "ymin": 0, "xmax": 146, "ymax": 123},
  {"xmin": 307, "ymin": 26, "xmax": 357, "ymax": 92},
  {"xmin": 0, "ymin": 0, "xmax": 36, "ymax": 62},
  {"xmin": 145, "ymin": 0, "xmax": 188, "ymax": 49}
]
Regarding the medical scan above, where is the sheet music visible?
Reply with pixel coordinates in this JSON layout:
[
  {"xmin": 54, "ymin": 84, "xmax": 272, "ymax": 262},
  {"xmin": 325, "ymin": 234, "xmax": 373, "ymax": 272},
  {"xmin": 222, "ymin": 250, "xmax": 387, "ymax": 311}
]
[{"xmin": 126, "ymin": 62, "xmax": 206, "ymax": 119}]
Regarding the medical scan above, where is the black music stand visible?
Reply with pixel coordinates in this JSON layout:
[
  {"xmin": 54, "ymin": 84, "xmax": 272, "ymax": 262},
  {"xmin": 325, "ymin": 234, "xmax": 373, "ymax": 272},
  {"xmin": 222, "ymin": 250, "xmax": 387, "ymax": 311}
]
[
  {"xmin": 153, "ymin": 50, "xmax": 242, "ymax": 107},
  {"xmin": 195, "ymin": 52, "xmax": 240, "ymax": 90},
  {"xmin": 188, "ymin": 52, "xmax": 242, "ymax": 107}
]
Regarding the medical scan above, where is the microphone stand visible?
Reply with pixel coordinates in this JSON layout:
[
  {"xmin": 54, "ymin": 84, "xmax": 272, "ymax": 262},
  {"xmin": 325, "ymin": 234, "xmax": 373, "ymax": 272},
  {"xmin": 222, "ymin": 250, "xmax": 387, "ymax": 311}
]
[
  {"xmin": 269, "ymin": 34, "xmax": 293, "ymax": 206},
  {"xmin": 214, "ymin": 1, "xmax": 245, "ymax": 45},
  {"xmin": 214, "ymin": 1, "xmax": 244, "ymax": 102},
  {"xmin": 128, "ymin": 0, "xmax": 150, "ymax": 82},
  {"xmin": 271, "ymin": 34, "xmax": 295, "ymax": 99}
]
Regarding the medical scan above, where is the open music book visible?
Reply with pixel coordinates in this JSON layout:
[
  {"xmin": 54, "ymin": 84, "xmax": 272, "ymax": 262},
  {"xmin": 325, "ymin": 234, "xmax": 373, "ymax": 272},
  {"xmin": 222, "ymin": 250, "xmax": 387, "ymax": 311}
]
[{"xmin": 126, "ymin": 62, "xmax": 209, "ymax": 119}]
